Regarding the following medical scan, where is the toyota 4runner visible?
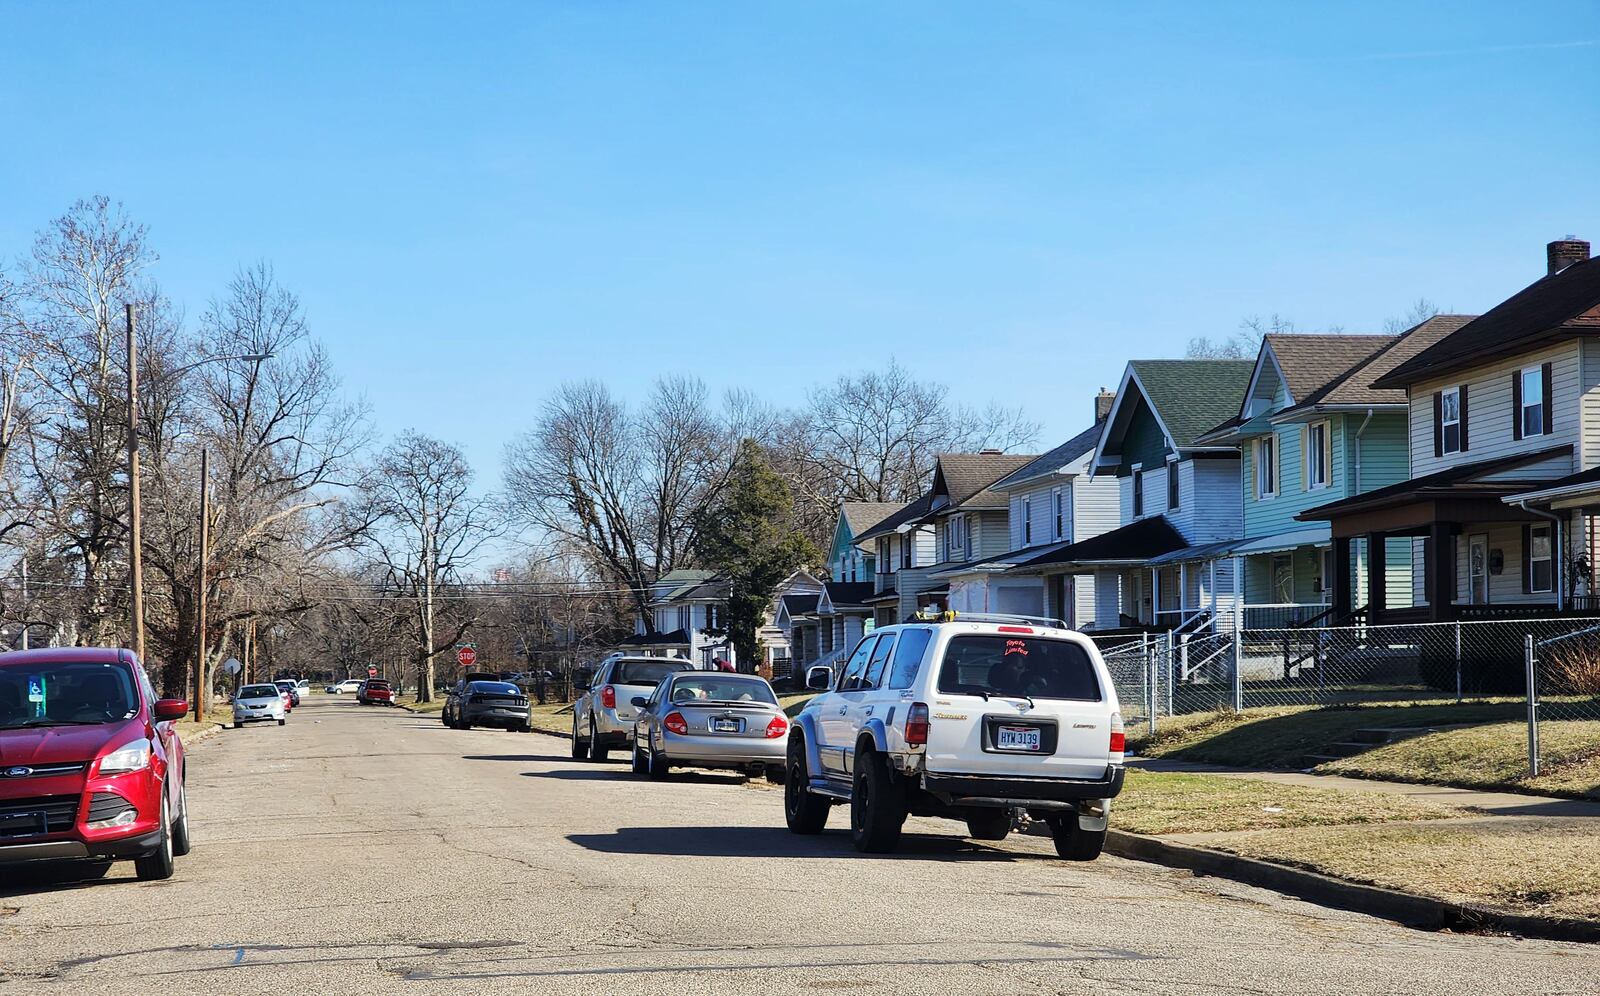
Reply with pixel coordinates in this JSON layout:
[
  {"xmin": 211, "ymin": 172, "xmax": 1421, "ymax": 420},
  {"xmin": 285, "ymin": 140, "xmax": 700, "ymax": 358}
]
[{"xmin": 784, "ymin": 615, "xmax": 1124, "ymax": 859}]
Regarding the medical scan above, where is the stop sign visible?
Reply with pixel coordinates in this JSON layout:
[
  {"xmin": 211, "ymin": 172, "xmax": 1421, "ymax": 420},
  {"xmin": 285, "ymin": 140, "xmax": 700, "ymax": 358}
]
[
  {"xmin": 367, "ymin": 666, "xmax": 377, "ymax": 677},
  {"xmin": 457, "ymin": 646, "xmax": 477, "ymax": 668}
]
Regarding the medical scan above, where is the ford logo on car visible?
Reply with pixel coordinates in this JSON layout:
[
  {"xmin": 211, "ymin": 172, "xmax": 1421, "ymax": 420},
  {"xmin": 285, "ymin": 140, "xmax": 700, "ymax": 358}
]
[{"xmin": 4, "ymin": 766, "xmax": 33, "ymax": 778}]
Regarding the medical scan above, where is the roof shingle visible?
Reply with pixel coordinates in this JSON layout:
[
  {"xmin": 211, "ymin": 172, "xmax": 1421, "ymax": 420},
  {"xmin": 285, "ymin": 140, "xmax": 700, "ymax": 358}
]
[{"xmin": 1129, "ymin": 360, "xmax": 1255, "ymax": 448}]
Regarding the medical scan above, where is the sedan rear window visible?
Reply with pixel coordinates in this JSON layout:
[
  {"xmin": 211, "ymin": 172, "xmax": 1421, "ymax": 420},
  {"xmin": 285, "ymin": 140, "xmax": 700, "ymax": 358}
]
[
  {"xmin": 936, "ymin": 635, "xmax": 1101, "ymax": 702},
  {"xmin": 666, "ymin": 676, "xmax": 777, "ymax": 705},
  {"xmin": 613, "ymin": 660, "xmax": 693, "ymax": 686}
]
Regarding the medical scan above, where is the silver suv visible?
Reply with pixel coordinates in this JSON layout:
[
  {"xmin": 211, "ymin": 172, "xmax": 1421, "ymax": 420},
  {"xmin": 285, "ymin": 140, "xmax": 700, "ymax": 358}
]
[
  {"xmin": 784, "ymin": 615, "xmax": 1125, "ymax": 859},
  {"xmin": 571, "ymin": 656, "xmax": 698, "ymax": 761}
]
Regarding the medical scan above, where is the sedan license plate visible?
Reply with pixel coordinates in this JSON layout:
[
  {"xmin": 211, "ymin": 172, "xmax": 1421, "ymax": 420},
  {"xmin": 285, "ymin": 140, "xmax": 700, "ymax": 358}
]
[
  {"xmin": 996, "ymin": 726, "xmax": 1042, "ymax": 752},
  {"xmin": 712, "ymin": 718, "xmax": 741, "ymax": 734}
]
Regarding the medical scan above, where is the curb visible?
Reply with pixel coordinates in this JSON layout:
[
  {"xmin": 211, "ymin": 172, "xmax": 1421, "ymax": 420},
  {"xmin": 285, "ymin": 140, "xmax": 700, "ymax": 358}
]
[{"xmin": 1104, "ymin": 830, "xmax": 1600, "ymax": 944}]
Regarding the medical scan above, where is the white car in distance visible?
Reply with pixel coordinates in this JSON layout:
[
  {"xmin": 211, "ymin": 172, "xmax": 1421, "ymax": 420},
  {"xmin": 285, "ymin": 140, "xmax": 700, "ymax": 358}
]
[
  {"xmin": 326, "ymin": 679, "xmax": 365, "ymax": 694},
  {"xmin": 233, "ymin": 683, "xmax": 288, "ymax": 728}
]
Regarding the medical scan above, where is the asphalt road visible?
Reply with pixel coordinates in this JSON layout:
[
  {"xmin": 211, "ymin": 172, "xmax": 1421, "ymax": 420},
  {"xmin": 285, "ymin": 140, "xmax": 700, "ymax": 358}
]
[{"xmin": 1, "ymin": 696, "xmax": 1593, "ymax": 995}]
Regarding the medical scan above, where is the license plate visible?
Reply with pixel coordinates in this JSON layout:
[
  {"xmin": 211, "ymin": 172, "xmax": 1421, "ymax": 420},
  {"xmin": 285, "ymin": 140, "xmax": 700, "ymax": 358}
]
[
  {"xmin": 996, "ymin": 726, "xmax": 1042, "ymax": 751},
  {"xmin": 712, "ymin": 718, "xmax": 740, "ymax": 733}
]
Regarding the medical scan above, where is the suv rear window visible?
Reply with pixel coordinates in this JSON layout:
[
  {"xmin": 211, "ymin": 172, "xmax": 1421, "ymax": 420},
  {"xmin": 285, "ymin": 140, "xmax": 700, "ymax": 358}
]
[
  {"xmin": 366, "ymin": 680, "xmax": 391, "ymax": 690},
  {"xmin": 936, "ymin": 635, "xmax": 1101, "ymax": 701},
  {"xmin": 613, "ymin": 660, "xmax": 693, "ymax": 686}
]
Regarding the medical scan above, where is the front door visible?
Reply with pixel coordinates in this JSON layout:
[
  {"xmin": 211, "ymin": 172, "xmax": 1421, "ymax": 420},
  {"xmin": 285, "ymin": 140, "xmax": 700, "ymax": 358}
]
[
  {"xmin": 1468, "ymin": 533, "xmax": 1489, "ymax": 604},
  {"xmin": 1271, "ymin": 555, "xmax": 1293, "ymax": 604}
]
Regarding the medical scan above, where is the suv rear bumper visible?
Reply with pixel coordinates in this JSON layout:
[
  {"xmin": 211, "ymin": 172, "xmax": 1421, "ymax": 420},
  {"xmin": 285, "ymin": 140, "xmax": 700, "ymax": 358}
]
[{"xmin": 922, "ymin": 766, "xmax": 1124, "ymax": 806}]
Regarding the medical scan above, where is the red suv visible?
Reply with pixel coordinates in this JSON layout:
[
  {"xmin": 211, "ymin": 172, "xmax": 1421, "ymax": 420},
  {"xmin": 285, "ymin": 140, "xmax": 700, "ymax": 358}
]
[{"xmin": 0, "ymin": 648, "xmax": 191, "ymax": 881}]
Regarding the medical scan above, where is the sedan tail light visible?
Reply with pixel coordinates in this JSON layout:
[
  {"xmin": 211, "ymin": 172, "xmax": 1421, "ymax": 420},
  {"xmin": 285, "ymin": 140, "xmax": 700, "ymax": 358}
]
[
  {"xmin": 764, "ymin": 714, "xmax": 789, "ymax": 739},
  {"xmin": 905, "ymin": 702, "xmax": 929, "ymax": 747},
  {"xmin": 1109, "ymin": 711, "xmax": 1125, "ymax": 758},
  {"xmin": 663, "ymin": 711, "xmax": 688, "ymax": 735},
  {"xmin": 600, "ymin": 685, "xmax": 616, "ymax": 709}
]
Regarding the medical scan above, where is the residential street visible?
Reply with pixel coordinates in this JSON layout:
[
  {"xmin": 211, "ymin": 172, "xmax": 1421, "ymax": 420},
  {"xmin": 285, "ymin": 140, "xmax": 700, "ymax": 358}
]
[{"xmin": 0, "ymin": 696, "xmax": 1589, "ymax": 995}]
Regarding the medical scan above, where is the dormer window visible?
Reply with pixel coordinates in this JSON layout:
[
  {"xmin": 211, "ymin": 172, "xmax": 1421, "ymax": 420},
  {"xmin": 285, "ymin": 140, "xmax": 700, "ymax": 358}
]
[{"xmin": 1514, "ymin": 364, "xmax": 1552, "ymax": 440}]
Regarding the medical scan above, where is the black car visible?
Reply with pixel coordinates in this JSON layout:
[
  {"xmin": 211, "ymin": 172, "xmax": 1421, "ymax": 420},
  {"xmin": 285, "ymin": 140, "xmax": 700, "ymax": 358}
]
[{"xmin": 443, "ymin": 680, "xmax": 531, "ymax": 732}]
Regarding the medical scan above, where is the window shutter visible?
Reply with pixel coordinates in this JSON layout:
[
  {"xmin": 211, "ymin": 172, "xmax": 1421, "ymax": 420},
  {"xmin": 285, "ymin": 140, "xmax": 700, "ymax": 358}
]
[
  {"xmin": 1542, "ymin": 362, "xmax": 1554, "ymax": 434},
  {"xmin": 1511, "ymin": 372, "xmax": 1522, "ymax": 441},
  {"xmin": 1522, "ymin": 524, "xmax": 1532, "ymax": 594},
  {"xmin": 1458, "ymin": 385, "xmax": 1469, "ymax": 451},
  {"xmin": 1433, "ymin": 392, "xmax": 1443, "ymax": 457}
]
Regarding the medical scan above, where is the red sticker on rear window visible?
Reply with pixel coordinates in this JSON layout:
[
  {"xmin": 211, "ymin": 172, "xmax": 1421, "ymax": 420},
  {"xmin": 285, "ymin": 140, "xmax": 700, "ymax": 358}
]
[{"xmin": 1004, "ymin": 639, "xmax": 1029, "ymax": 656}]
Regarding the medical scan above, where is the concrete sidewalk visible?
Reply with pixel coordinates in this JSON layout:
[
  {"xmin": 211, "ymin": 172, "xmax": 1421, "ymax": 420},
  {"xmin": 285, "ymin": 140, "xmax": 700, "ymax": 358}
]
[{"xmin": 1126, "ymin": 756, "xmax": 1600, "ymax": 819}]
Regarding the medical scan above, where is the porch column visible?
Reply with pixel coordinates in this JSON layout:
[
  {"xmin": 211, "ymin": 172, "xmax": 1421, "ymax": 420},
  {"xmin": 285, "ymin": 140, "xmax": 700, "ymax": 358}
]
[
  {"xmin": 1368, "ymin": 532, "xmax": 1387, "ymax": 620},
  {"xmin": 1426, "ymin": 523, "xmax": 1457, "ymax": 622},
  {"xmin": 1332, "ymin": 536, "xmax": 1352, "ymax": 620}
]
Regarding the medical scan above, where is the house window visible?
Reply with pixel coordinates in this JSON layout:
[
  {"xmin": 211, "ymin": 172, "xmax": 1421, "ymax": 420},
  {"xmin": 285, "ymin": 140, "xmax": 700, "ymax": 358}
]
[
  {"xmin": 1529, "ymin": 525, "xmax": 1554, "ymax": 594},
  {"xmin": 1167, "ymin": 461, "xmax": 1179, "ymax": 510},
  {"xmin": 1440, "ymin": 386, "xmax": 1463, "ymax": 454},
  {"xmin": 1517, "ymin": 366, "xmax": 1552, "ymax": 439},
  {"xmin": 704, "ymin": 604, "xmax": 721, "ymax": 630},
  {"xmin": 1256, "ymin": 436, "xmax": 1277, "ymax": 498},
  {"xmin": 1021, "ymin": 497, "xmax": 1032, "ymax": 544},
  {"xmin": 1132, "ymin": 469, "xmax": 1145, "ymax": 517},
  {"xmin": 900, "ymin": 535, "xmax": 912, "ymax": 569},
  {"xmin": 945, "ymin": 516, "xmax": 967, "ymax": 560},
  {"xmin": 677, "ymin": 605, "xmax": 691, "ymax": 632},
  {"xmin": 1306, "ymin": 421, "xmax": 1330, "ymax": 489},
  {"xmin": 1052, "ymin": 488, "xmax": 1064, "ymax": 541}
]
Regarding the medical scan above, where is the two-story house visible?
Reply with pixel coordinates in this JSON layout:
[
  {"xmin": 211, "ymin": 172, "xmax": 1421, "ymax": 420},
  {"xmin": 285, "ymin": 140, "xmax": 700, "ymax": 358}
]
[
  {"xmin": 916, "ymin": 451, "xmax": 1040, "ymax": 615},
  {"xmin": 1192, "ymin": 321, "xmax": 1472, "ymax": 625},
  {"xmin": 1053, "ymin": 359, "xmax": 1255, "ymax": 629},
  {"xmin": 852, "ymin": 491, "xmax": 938, "ymax": 628},
  {"xmin": 622, "ymin": 569, "xmax": 735, "ymax": 665},
  {"xmin": 1303, "ymin": 239, "xmax": 1600, "ymax": 623},
  {"xmin": 825, "ymin": 502, "xmax": 900, "ymax": 582},
  {"xmin": 945, "ymin": 393, "xmax": 1122, "ymax": 628}
]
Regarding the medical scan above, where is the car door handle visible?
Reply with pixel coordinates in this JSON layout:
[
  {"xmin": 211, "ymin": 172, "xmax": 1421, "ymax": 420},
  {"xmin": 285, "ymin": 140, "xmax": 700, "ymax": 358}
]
[
  {"xmin": 864, "ymin": 706, "xmax": 874, "ymax": 716},
  {"xmin": 838, "ymin": 706, "xmax": 848, "ymax": 715}
]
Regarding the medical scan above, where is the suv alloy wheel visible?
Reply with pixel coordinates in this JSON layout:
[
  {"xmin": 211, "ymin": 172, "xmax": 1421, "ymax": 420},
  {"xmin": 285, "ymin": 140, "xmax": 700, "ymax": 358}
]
[
  {"xmin": 570, "ymin": 713, "xmax": 587, "ymax": 759},
  {"xmin": 134, "ymin": 796, "xmax": 175, "ymax": 881}
]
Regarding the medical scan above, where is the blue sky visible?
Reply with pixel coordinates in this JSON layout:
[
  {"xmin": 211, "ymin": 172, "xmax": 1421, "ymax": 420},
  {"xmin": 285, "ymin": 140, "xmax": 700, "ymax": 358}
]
[{"xmin": 3, "ymin": 2, "xmax": 1598, "ymax": 485}]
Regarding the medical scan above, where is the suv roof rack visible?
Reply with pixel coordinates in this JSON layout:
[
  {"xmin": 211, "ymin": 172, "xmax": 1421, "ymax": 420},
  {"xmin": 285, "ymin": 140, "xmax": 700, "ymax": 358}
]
[{"xmin": 909, "ymin": 610, "xmax": 1071, "ymax": 630}]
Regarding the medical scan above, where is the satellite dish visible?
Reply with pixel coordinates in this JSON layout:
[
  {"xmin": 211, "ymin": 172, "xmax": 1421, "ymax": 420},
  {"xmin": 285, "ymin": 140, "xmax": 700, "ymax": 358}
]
[{"xmin": 223, "ymin": 657, "xmax": 243, "ymax": 675}]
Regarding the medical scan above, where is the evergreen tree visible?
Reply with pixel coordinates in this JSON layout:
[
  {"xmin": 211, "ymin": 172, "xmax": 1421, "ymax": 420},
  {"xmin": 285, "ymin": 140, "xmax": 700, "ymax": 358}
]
[{"xmin": 695, "ymin": 439, "xmax": 819, "ymax": 669}]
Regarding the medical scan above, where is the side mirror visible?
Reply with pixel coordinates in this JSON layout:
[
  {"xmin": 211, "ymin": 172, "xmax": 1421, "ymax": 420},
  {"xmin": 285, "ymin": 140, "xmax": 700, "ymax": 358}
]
[
  {"xmin": 630, "ymin": 696, "xmax": 649, "ymax": 708},
  {"xmin": 806, "ymin": 666, "xmax": 834, "ymax": 691},
  {"xmin": 153, "ymin": 698, "xmax": 189, "ymax": 722}
]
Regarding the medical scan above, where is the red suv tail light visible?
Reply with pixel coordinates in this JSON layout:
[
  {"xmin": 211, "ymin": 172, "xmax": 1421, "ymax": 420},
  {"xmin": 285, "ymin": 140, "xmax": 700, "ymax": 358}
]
[
  {"xmin": 600, "ymin": 685, "xmax": 616, "ymax": 709},
  {"xmin": 905, "ymin": 702, "xmax": 929, "ymax": 746},
  {"xmin": 663, "ymin": 711, "xmax": 688, "ymax": 735},
  {"xmin": 764, "ymin": 714, "xmax": 789, "ymax": 739},
  {"xmin": 1109, "ymin": 711, "xmax": 1125, "ymax": 757}
]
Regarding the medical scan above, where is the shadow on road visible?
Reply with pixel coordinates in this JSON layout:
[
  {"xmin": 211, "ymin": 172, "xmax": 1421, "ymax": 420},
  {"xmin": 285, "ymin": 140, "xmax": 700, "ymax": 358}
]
[
  {"xmin": 0, "ymin": 862, "xmax": 132, "ymax": 898},
  {"xmin": 566, "ymin": 825, "xmax": 1021, "ymax": 861}
]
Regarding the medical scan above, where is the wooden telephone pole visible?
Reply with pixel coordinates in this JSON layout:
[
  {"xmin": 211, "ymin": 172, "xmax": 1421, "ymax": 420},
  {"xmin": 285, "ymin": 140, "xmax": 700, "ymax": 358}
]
[{"xmin": 194, "ymin": 449, "xmax": 210, "ymax": 722}]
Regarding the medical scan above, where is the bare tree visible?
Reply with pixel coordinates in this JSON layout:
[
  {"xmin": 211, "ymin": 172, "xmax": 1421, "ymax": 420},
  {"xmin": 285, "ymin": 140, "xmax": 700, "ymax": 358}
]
[
  {"xmin": 1384, "ymin": 297, "xmax": 1441, "ymax": 334},
  {"xmin": 359, "ymin": 431, "xmax": 501, "ymax": 702}
]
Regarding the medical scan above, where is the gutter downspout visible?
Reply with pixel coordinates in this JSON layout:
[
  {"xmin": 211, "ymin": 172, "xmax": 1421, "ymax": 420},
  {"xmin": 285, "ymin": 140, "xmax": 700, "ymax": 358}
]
[
  {"xmin": 1352, "ymin": 407, "xmax": 1375, "ymax": 494},
  {"xmin": 1517, "ymin": 500, "xmax": 1565, "ymax": 611}
]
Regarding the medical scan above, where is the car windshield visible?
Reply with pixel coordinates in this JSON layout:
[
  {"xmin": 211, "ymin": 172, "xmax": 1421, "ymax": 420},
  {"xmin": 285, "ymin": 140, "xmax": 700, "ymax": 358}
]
[
  {"xmin": 470, "ymin": 682, "xmax": 520, "ymax": 695},
  {"xmin": 667, "ymin": 676, "xmax": 777, "ymax": 705},
  {"xmin": 240, "ymin": 685, "xmax": 280, "ymax": 699},
  {"xmin": 0, "ymin": 662, "xmax": 139, "ymax": 729},
  {"xmin": 936, "ymin": 635, "xmax": 1102, "ymax": 702},
  {"xmin": 612, "ymin": 660, "xmax": 693, "ymax": 686}
]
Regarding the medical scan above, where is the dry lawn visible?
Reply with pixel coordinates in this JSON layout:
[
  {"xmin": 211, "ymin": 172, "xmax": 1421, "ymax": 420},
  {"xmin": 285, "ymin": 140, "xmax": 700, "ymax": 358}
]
[
  {"xmin": 1213, "ymin": 818, "xmax": 1600, "ymax": 922},
  {"xmin": 1113, "ymin": 769, "xmax": 1462, "ymax": 836},
  {"xmin": 1318, "ymin": 719, "xmax": 1600, "ymax": 800}
]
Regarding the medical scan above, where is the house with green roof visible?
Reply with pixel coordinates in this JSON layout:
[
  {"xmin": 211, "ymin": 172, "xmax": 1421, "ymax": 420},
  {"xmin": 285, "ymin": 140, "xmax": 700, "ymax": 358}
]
[
  {"xmin": 1061, "ymin": 358, "xmax": 1256, "ymax": 629},
  {"xmin": 622, "ymin": 568, "xmax": 736, "ymax": 666}
]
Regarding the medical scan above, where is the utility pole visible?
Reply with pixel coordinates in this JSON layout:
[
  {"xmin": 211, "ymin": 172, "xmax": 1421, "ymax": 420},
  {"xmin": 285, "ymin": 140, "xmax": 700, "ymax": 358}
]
[
  {"xmin": 126, "ymin": 303, "xmax": 146, "ymax": 662},
  {"xmin": 19, "ymin": 559, "xmax": 28, "ymax": 651},
  {"xmin": 242, "ymin": 618, "xmax": 255, "ymax": 691},
  {"xmin": 194, "ymin": 448, "xmax": 210, "ymax": 722}
]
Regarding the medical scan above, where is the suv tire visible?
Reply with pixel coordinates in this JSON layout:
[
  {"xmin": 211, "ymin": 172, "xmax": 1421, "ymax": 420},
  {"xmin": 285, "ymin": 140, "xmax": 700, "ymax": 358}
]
[
  {"xmin": 850, "ymin": 749, "xmax": 906, "ymax": 854},
  {"xmin": 1048, "ymin": 816, "xmax": 1106, "ymax": 861},
  {"xmin": 570, "ymin": 714, "xmax": 587, "ymax": 759},
  {"xmin": 588, "ymin": 720, "xmax": 609, "ymax": 762},
  {"xmin": 784, "ymin": 736, "xmax": 829, "ymax": 835},
  {"xmin": 964, "ymin": 809, "xmax": 1011, "ymax": 841},
  {"xmin": 134, "ymin": 797, "xmax": 175, "ymax": 881},
  {"xmin": 170, "ymin": 785, "xmax": 192, "ymax": 857}
]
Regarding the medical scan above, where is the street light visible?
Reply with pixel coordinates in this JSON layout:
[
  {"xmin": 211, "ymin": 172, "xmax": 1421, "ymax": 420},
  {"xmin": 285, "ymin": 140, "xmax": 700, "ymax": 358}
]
[{"xmin": 125, "ymin": 301, "xmax": 272, "ymax": 670}]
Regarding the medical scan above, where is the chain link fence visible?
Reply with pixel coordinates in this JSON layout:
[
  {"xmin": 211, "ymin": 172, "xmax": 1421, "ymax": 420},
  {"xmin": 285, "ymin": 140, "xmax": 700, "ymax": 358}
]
[
  {"xmin": 1530, "ymin": 624, "xmax": 1600, "ymax": 775},
  {"xmin": 1095, "ymin": 616, "xmax": 1600, "ymax": 775}
]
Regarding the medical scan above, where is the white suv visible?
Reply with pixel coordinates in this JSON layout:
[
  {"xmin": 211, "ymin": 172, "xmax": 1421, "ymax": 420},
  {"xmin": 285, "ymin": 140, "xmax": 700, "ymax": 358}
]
[{"xmin": 783, "ymin": 615, "xmax": 1124, "ymax": 859}]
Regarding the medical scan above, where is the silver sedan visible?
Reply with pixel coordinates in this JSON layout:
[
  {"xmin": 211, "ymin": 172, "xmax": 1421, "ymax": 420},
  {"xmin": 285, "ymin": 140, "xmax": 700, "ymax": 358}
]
[{"xmin": 630, "ymin": 672, "xmax": 789, "ymax": 782}]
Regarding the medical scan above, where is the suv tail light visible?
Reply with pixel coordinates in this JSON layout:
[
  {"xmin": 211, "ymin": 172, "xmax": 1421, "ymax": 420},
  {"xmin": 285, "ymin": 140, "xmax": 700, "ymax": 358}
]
[
  {"xmin": 663, "ymin": 711, "xmax": 688, "ymax": 735},
  {"xmin": 905, "ymin": 702, "xmax": 929, "ymax": 747},
  {"xmin": 1109, "ymin": 711, "xmax": 1125, "ymax": 758},
  {"xmin": 764, "ymin": 714, "xmax": 789, "ymax": 739},
  {"xmin": 600, "ymin": 685, "xmax": 616, "ymax": 709}
]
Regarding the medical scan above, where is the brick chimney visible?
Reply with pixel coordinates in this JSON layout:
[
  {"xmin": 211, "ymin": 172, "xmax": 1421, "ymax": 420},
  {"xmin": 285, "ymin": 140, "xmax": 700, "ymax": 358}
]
[
  {"xmin": 1548, "ymin": 238, "xmax": 1590, "ymax": 275},
  {"xmin": 1095, "ymin": 388, "xmax": 1115, "ymax": 424}
]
